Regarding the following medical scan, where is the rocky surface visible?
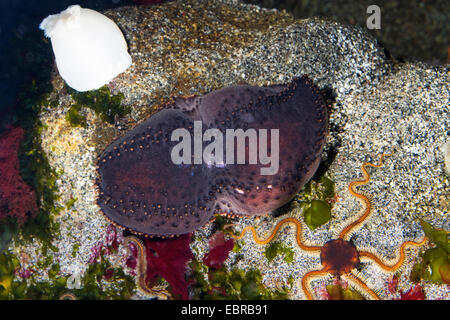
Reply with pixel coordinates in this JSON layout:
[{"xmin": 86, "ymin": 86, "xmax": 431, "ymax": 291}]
[
  {"xmin": 243, "ymin": 0, "xmax": 450, "ymax": 64},
  {"xmin": 21, "ymin": 0, "xmax": 449, "ymax": 299}
]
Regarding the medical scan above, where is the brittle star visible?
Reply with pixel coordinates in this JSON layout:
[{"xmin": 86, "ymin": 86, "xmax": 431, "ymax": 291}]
[{"xmin": 231, "ymin": 154, "xmax": 427, "ymax": 299}]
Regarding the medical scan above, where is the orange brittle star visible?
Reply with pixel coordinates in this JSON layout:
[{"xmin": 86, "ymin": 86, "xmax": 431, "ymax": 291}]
[
  {"xmin": 123, "ymin": 236, "xmax": 171, "ymax": 299},
  {"xmin": 231, "ymin": 154, "xmax": 427, "ymax": 300}
]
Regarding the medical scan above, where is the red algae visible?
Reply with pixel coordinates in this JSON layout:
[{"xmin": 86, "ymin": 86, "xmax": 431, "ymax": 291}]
[
  {"xmin": 387, "ymin": 275, "xmax": 399, "ymax": 294},
  {"xmin": 143, "ymin": 233, "xmax": 193, "ymax": 299},
  {"xmin": 125, "ymin": 241, "xmax": 138, "ymax": 272},
  {"xmin": 0, "ymin": 126, "xmax": 38, "ymax": 225},
  {"xmin": 203, "ymin": 231, "xmax": 234, "ymax": 269},
  {"xmin": 398, "ymin": 285, "xmax": 426, "ymax": 300}
]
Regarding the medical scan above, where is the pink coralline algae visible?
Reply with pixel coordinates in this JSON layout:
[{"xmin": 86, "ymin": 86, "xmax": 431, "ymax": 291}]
[
  {"xmin": 203, "ymin": 232, "xmax": 234, "ymax": 269},
  {"xmin": 387, "ymin": 275, "xmax": 399, "ymax": 294},
  {"xmin": 105, "ymin": 224, "xmax": 119, "ymax": 252},
  {"xmin": 397, "ymin": 285, "xmax": 426, "ymax": 300},
  {"xmin": 16, "ymin": 267, "xmax": 33, "ymax": 279},
  {"xmin": 125, "ymin": 241, "xmax": 138, "ymax": 273},
  {"xmin": 144, "ymin": 234, "xmax": 193, "ymax": 299},
  {"xmin": 386, "ymin": 276, "xmax": 426, "ymax": 300},
  {"xmin": 88, "ymin": 224, "xmax": 119, "ymax": 264},
  {"xmin": 88, "ymin": 241, "xmax": 104, "ymax": 264},
  {"xmin": 316, "ymin": 278, "xmax": 348, "ymax": 300},
  {"xmin": 0, "ymin": 126, "xmax": 38, "ymax": 225}
]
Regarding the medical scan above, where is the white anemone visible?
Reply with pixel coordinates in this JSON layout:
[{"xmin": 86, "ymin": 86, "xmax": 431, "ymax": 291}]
[{"xmin": 40, "ymin": 5, "xmax": 132, "ymax": 92}]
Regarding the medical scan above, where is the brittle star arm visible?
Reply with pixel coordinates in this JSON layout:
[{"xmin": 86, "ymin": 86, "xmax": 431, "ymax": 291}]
[
  {"xmin": 301, "ymin": 267, "xmax": 329, "ymax": 300},
  {"xmin": 123, "ymin": 236, "xmax": 171, "ymax": 299},
  {"xmin": 358, "ymin": 237, "xmax": 427, "ymax": 272},
  {"xmin": 232, "ymin": 217, "xmax": 321, "ymax": 252},
  {"xmin": 339, "ymin": 153, "xmax": 391, "ymax": 240},
  {"xmin": 342, "ymin": 272, "xmax": 381, "ymax": 300}
]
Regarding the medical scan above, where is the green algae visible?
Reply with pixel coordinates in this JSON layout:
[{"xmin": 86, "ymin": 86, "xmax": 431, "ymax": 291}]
[
  {"xmin": 0, "ymin": 243, "xmax": 135, "ymax": 300},
  {"xmin": 0, "ymin": 251, "xmax": 23, "ymax": 299},
  {"xmin": 212, "ymin": 215, "xmax": 231, "ymax": 232},
  {"xmin": 72, "ymin": 243, "xmax": 80, "ymax": 258},
  {"xmin": 294, "ymin": 175, "xmax": 335, "ymax": 230},
  {"xmin": 264, "ymin": 241, "xmax": 294, "ymax": 263},
  {"xmin": 3, "ymin": 32, "xmax": 62, "ymax": 251},
  {"xmin": 37, "ymin": 253, "xmax": 53, "ymax": 269},
  {"xmin": 419, "ymin": 219, "xmax": 448, "ymax": 250},
  {"xmin": 65, "ymin": 197, "xmax": 77, "ymax": 210},
  {"xmin": 191, "ymin": 258, "xmax": 292, "ymax": 299},
  {"xmin": 410, "ymin": 219, "xmax": 449, "ymax": 284},
  {"xmin": 0, "ymin": 224, "xmax": 13, "ymax": 254},
  {"xmin": 12, "ymin": 140, "xmax": 63, "ymax": 249},
  {"xmin": 325, "ymin": 284, "xmax": 365, "ymax": 300},
  {"xmin": 37, "ymin": 242, "xmax": 136, "ymax": 300},
  {"xmin": 304, "ymin": 199, "xmax": 332, "ymax": 231},
  {"xmin": 47, "ymin": 263, "xmax": 61, "ymax": 279},
  {"xmin": 66, "ymin": 85, "xmax": 130, "ymax": 127},
  {"xmin": 232, "ymin": 241, "xmax": 243, "ymax": 253},
  {"xmin": 65, "ymin": 105, "xmax": 87, "ymax": 128},
  {"xmin": 72, "ymin": 257, "xmax": 135, "ymax": 300}
]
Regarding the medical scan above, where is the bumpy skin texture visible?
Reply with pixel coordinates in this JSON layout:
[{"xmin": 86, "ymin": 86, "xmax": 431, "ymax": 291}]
[{"xmin": 96, "ymin": 77, "xmax": 328, "ymax": 236}]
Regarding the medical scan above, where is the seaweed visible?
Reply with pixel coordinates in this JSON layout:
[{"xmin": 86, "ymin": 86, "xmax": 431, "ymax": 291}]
[
  {"xmin": 65, "ymin": 197, "xmax": 77, "ymax": 210},
  {"xmin": 0, "ymin": 251, "xmax": 26, "ymax": 299},
  {"xmin": 324, "ymin": 283, "xmax": 365, "ymax": 300},
  {"xmin": 5, "ymin": 31, "xmax": 62, "ymax": 249},
  {"xmin": 66, "ymin": 85, "xmax": 130, "ymax": 127},
  {"xmin": 410, "ymin": 219, "xmax": 449, "ymax": 284},
  {"xmin": 293, "ymin": 175, "xmax": 335, "ymax": 230},
  {"xmin": 0, "ymin": 238, "xmax": 135, "ymax": 300},
  {"xmin": 203, "ymin": 232, "xmax": 235, "ymax": 269},
  {"xmin": 0, "ymin": 127, "xmax": 39, "ymax": 226},
  {"xmin": 143, "ymin": 234, "xmax": 193, "ymax": 300},
  {"xmin": 264, "ymin": 241, "xmax": 294, "ymax": 263},
  {"xmin": 303, "ymin": 200, "xmax": 332, "ymax": 231},
  {"xmin": 191, "ymin": 256, "xmax": 293, "ymax": 300}
]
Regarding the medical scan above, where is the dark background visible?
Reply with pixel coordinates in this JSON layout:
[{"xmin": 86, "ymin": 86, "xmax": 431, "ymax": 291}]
[{"xmin": 0, "ymin": 0, "xmax": 448, "ymax": 127}]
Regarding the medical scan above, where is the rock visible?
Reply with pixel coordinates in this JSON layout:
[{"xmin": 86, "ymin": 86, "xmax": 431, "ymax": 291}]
[
  {"xmin": 328, "ymin": 62, "xmax": 449, "ymax": 275},
  {"xmin": 36, "ymin": 0, "xmax": 448, "ymax": 299},
  {"xmin": 103, "ymin": 0, "xmax": 390, "ymax": 120},
  {"xmin": 443, "ymin": 140, "xmax": 450, "ymax": 176}
]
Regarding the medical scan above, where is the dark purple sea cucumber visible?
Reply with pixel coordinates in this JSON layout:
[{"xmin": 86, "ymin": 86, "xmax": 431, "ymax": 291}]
[{"xmin": 95, "ymin": 77, "xmax": 328, "ymax": 236}]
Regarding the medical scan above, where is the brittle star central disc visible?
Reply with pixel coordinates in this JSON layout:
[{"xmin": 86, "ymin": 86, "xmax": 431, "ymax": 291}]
[{"xmin": 320, "ymin": 239, "xmax": 360, "ymax": 275}]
